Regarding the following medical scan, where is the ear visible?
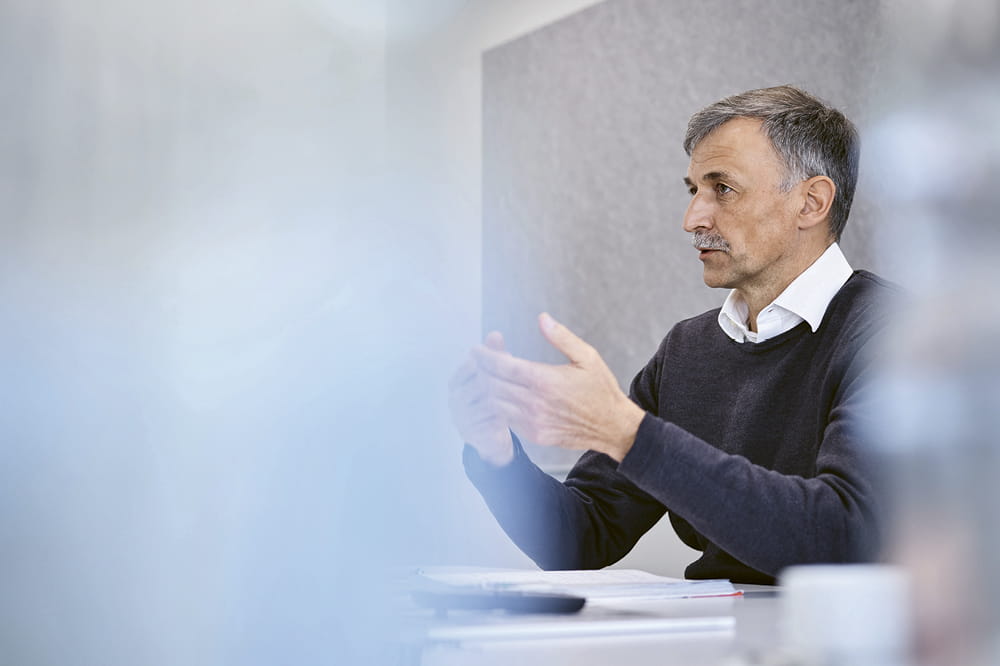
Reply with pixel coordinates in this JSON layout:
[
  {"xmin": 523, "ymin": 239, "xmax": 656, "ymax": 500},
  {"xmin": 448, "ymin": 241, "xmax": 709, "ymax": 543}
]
[{"xmin": 797, "ymin": 175, "xmax": 836, "ymax": 234}]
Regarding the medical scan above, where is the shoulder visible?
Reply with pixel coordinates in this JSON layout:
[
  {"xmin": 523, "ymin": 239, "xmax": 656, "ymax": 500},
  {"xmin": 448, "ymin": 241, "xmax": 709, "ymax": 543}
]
[
  {"xmin": 839, "ymin": 270, "xmax": 905, "ymax": 302},
  {"xmin": 827, "ymin": 270, "xmax": 905, "ymax": 329},
  {"xmin": 669, "ymin": 307, "xmax": 723, "ymax": 338},
  {"xmin": 629, "ymin": 307, "xmax": 723, "ymax": 400},
  {"xmin": 844, "ymin": 270, "xmax": 905, "ymax": 296},
  {"xmin": 822, "ymin": 271, "xmax": 904, "ymax": 379},
  {"xmin": 649, "ymin": 307, "xmax": 726, "ymax": 361}
]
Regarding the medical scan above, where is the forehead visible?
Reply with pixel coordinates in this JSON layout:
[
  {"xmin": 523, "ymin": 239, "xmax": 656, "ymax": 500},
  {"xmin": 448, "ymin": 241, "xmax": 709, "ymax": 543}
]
[{"xmin": 686, "ymin": 117, "xmax": 785, "ymax": 181}]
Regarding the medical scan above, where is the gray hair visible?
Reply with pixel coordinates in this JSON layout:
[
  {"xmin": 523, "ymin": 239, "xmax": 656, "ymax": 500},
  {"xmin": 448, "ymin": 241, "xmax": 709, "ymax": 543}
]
[{"xmin": 684, "ymin": 85, "xmax": 860, "ymax": 241}]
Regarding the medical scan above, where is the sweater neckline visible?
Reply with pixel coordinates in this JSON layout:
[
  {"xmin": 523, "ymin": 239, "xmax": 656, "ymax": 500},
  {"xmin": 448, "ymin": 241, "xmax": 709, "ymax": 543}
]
[
  {"xmin": 719, "ymin": 271, "xmax": 871, "ymax": 354},
  {"xmin": 724, "ymin": 318, "xmax": 812, "ymax": 352}
]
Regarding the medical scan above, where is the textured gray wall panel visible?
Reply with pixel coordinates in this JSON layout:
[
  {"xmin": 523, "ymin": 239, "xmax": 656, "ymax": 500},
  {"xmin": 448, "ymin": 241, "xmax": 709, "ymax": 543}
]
[{"xmin": 483, "ymin": 0, "xmax": 884, "ymax": 468}]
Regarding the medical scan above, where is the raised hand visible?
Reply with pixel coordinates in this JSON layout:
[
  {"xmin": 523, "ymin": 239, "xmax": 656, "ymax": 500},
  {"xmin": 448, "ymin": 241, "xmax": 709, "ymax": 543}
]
[{"xmin": 471, "ymin": 313, "xmax": 645, "ymax": 462}]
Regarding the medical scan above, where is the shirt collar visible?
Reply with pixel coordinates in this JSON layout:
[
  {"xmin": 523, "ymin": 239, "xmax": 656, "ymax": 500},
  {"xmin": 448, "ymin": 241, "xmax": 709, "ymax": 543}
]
[
  {"xmin": 717, "ymin": 243, "xmax": 854, "ymax": 342},
  {"xmin": 773, "ymin": 243, "xmax": 853, "ymax": 332},
  {"xmin": 718, "ymin": 290, "xmax": 753, "ymax": 342}
]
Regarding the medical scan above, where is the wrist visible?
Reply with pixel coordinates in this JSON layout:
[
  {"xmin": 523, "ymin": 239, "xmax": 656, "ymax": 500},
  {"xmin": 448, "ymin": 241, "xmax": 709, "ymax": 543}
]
[
  {"xmin": 474, "ymin": 432, "xmax": 515, "ymax": 467},
  {"xmin": 604, "ymin": 399, "xmax": 645, "ymax": 463}
]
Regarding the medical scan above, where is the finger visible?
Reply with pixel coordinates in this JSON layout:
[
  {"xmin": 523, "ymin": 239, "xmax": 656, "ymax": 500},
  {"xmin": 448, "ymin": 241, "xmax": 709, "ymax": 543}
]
[
  {"xmin": 465, "ymin": 410, "xmax": 505, "ymax": 431},
  {"xmin": 539, "ymin": 312, "xmax": 594, "ymax": 365},
  {"xmin": 457, "ymin": 371, "xmax": 524, "ymax": 422},
  {"xmin": 484, "ymin": 331, "xmax": 508, "ymax": 354},
  {"xmin": 487, "ymin": 394, "xmax": 532, "ymax": 433},
  {"xmin": 452, "ymin": 375, "xmax": 489, "ymax": 408},
  {"xmin": 471, "ymin": 345, "xmax": 537, "ymax": 387},
  {"xmin": 479, "ymin": 371, "xmax": 535, "ymax": 407},
  {"xmin": 448, "ymin": 357, "xmax": 477, "ymax": 390},
  {"xmin": 451, "ymin": 391, "xmax": 499, "ymax": 433}
]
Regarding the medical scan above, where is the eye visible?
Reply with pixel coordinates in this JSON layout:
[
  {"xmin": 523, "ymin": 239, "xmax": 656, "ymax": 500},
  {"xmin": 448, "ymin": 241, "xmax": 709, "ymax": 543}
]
[
  {"xmin": 715, "ymin": 183, "xmax": 734, "ymax": 196},
  {"xmin": 687, "ymin": 185, "xmax": 697, "ymax": 196}
]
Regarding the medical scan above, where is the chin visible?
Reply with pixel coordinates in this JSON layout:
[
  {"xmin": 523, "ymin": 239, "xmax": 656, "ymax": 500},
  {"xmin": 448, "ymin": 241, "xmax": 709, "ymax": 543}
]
[{"xmin": 701, "ymin": 272, "xmax": 730, "ymax": 289}]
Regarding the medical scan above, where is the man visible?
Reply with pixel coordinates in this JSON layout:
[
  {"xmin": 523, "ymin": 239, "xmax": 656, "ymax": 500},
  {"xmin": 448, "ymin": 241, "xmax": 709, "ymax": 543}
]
[{"xmin": 448, "ymin": 85, "xmax": 896, "ymax": 584}]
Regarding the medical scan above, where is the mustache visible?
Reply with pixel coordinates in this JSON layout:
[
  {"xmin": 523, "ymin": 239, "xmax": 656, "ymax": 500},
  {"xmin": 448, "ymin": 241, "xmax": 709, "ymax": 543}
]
[{"xmin": 691, "ymin": 231, "xmax": 730, "ymax": 252}]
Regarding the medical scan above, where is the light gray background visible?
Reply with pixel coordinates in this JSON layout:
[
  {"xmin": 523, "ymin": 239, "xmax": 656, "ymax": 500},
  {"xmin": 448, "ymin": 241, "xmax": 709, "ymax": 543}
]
[{"xmin": 482, "ymin": 0, "xmax": 887, "ymax": 469}]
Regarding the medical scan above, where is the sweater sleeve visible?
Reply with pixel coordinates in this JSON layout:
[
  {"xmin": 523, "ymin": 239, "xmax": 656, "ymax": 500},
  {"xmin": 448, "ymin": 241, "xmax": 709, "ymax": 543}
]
[
  {"xmin": 617, "ymin": 337, "xmax": 885, "ymax": 578},
  {"xmin": 462, "ymin": 350, "xmax": 668, "ymax": 571}
]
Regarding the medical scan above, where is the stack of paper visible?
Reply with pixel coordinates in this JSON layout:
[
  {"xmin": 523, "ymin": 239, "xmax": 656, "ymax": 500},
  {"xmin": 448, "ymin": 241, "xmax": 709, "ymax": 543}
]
[{"xmin": 419, "ymin": 568, "xmax": 741, "ymax": 602}]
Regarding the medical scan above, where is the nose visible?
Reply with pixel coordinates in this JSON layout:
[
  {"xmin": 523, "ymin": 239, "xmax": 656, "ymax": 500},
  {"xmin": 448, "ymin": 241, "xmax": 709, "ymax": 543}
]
[{"xmin": 682, "ymin": 193, "xmax": 714, "ymax": 233}]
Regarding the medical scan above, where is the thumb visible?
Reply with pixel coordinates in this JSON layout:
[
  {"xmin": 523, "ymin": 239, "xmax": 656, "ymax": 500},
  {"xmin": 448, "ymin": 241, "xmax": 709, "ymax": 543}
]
[
  {"xmin": 538, "ymin": 312, "xmax": 592, "ymax": 364},
  {"xmin": 484, "ymin": 330, "xmax": 508, "ymax": 354}
]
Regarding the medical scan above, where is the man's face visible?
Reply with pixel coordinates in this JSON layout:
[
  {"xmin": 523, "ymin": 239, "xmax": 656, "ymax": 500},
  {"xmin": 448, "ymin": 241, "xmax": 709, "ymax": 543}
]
[{"xmin": 683, "ymin": 117, "xmax": 803, "ymax": 296}]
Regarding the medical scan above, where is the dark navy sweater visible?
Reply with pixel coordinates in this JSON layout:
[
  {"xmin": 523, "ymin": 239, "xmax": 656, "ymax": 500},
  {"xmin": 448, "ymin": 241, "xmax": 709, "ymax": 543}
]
[{"xmin": 465, "ymin": 271, "xmax": 897, "ymax": 584}]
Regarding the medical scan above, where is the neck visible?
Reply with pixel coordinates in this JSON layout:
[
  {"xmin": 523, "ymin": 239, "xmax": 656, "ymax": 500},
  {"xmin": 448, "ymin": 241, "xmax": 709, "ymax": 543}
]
[
  {"xmin": 743, "ymin": 294, "xmax": 772, "ymax": 333},
  {"xmin": 740, "ymin": 242, "xmax": 833, "ymax": 332}
]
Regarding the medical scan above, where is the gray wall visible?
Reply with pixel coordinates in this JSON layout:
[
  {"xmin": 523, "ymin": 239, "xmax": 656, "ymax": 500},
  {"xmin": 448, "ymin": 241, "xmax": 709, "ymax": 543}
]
[{"xmin": 482, "ymin": 0, "xmax": 885, "ymax": 469}]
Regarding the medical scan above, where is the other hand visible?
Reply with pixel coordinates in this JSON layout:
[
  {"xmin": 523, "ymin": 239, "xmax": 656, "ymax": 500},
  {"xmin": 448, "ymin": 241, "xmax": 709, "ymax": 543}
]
[{"xmin": 448, "ymin": 331, "xmax": 515, "ymax": 466}]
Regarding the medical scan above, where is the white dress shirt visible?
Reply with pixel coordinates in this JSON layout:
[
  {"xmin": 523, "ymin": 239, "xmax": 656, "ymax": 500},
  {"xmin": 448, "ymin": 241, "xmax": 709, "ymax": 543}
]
[{"xmin": 718, "ymin": 243, "xmax": 854, "ymax": 343}]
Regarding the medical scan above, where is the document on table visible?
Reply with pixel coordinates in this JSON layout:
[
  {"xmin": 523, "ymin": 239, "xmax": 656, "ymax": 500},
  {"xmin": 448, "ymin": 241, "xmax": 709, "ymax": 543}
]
[
  {"xmin": 413, "ymin": 568, "xmax": 741, "ymax": 643},
  {"xmin": 418, "ymin": 568, "xmax": 741, "ymax": 602}
]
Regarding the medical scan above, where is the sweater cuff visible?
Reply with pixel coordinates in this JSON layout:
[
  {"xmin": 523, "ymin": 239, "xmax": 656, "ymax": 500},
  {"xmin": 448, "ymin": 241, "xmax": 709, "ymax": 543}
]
[
  {"xmin": 462, "ymin": 433, "xmax": 532, "ymax": 486},
  {"xmin": 617, "ymin": 411, "xmax": 671, "ymax": 481}
]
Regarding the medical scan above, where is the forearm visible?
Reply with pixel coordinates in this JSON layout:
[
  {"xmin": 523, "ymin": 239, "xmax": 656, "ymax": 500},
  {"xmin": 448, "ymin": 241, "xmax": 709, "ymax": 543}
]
[
  {"xmin": 463, "ymin": 440, "xmax": 590, "ymax": 569},
  {"xmin": 618, "ymin": 414, "xmax": 882, "ymax": 577},
  {"xmin": 464, "ymin": 436, "xmax": 664, "ymax": 570}
]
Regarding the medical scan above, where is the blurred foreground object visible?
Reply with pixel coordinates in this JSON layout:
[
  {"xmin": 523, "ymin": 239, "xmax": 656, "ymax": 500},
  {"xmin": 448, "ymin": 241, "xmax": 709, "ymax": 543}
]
[
  {"xmin": 870, "ymin": 1, "xmax": 1000, "ymax": 664},
  {"xmin": 781, "ymin": 564, "xmax": 910, "ymax": 665}
]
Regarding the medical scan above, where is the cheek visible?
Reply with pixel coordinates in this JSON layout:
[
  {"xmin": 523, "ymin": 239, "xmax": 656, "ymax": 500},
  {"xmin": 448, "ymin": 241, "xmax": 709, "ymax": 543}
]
[
  {"xmin": 716, "ymin": 207, "xmax": 755, "ymax": 252},
  {"xmin": 737, "ymin": 201, "xmax": 792, "ymax": 249}
]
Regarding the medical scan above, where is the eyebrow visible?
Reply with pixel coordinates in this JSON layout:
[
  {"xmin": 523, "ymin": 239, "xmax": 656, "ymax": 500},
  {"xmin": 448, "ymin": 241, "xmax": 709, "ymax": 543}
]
[{"xmin": 684, "ymin": 170, "xmax": 737, "ymax": 188}]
